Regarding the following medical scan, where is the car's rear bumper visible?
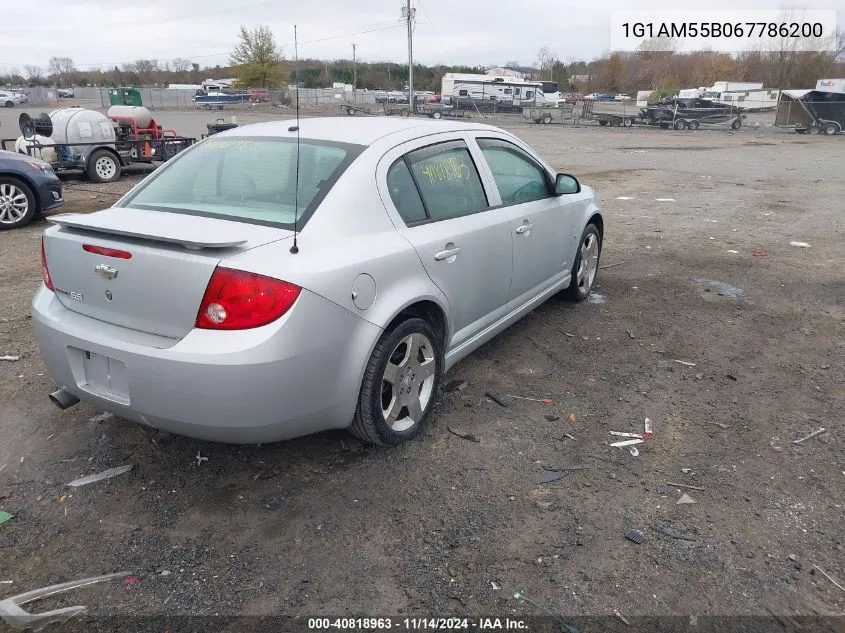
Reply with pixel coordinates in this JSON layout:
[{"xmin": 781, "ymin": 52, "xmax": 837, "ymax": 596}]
[{"xmin": 32, "ymin": 286, "xmax": 381, "ymax": 443}]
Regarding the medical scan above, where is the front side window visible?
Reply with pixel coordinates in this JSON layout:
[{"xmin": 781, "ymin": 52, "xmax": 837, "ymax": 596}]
[
  {"xmin": 404, "ymin": 141, "xmax": 488, "ymax": 221},
  {"xmin": 123, "ymin": 137, "xmax": 361, "ymax": 227},
  {"xmin": 477, "ymin": 138, "xmax": 550, "ymax": 204},
  {"xmin": 525, "ymin": 90, "xmax": 534, "ymax": 99},
  {"xmin": 459, "ymin": 89, "xmax": 468, "ymax": 96}
]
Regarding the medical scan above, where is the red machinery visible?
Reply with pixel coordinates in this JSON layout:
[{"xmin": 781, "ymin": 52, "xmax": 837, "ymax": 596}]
[{"xmin": 106, "ymin": 106, "xmax": 179, "ymax": 158}]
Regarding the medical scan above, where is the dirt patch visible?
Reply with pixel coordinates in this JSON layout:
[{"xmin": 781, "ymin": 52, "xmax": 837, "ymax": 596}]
[{"xmin": 1, "ymin": 121, "xmax": 844, "ymax": 622}]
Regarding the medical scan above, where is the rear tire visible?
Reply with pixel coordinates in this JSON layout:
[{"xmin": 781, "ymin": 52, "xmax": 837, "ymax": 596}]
[
  {"xmin": 0, "ymin": 177, "xmax": 37, "ymax": 230},
  {"xmin": 563, "ymin": 223, "xmax": 602, "ymax": 302},
  {"xmin": 622, "ymin": 117, "xmax": 633, "ymax": 127},
  {"xmin": 432, "ymin": 110, "xmax": 442, "ymax": 119},
  {"xmin": 598, "ymin": 120, "xmax": 608, "ymax": 127},
  {"xmin": 351, "ymin": 317, "xmax": 443, "ymax": 446},
  {"xmin": 542, "ymin": 113, "xmax": 553, "ymax": 124},
  {"xmin": 86, "ymin": 149, "xmax": 121, "ymax": 183},
  {"xmin": 731, "ymin": 118, "xmax": 742, "ymax": 130}
]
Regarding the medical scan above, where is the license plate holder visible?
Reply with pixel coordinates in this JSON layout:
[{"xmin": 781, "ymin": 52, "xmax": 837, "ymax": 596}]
[{"xmin": 69, "ymin": 347, "xmax": 130, "ymax": 404}]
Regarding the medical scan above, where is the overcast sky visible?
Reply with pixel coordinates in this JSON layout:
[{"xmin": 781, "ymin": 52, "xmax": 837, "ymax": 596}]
[{"xmin": 0, "ymin": 0, "xmax": 842, "ymax": 73}]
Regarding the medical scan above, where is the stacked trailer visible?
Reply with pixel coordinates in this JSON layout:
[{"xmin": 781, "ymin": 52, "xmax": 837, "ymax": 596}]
[
  {"xmin": 522, "ymin": 104, "xmax": 576, "ymax": 124},
  {"xmin": 581, "ymin": 100, "xmax": 640, "ymax": 127}
]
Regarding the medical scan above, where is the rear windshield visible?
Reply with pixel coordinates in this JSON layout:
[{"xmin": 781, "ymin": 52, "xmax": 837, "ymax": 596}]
[{"xmin": 121, "ymin": 136, "xmax": 363, "ymax": 228}]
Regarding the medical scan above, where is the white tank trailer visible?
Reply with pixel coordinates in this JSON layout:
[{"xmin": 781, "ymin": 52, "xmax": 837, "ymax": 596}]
[
  {"xmin": 15, "ymin": 107, "xmax": 123, "ymax": 182},
  {"xmin": 47, "ymin": 107, "xmax": 116, "ymax": 156}
]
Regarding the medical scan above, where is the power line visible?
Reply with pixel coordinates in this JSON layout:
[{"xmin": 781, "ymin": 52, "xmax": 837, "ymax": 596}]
[{"xmin": 414, "ymin": 0, "xmax": 454, "ymax": 66}]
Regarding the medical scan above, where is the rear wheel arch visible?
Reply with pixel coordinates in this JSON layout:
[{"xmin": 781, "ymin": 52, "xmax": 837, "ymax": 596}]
[
  {"xmin": 385, "ymin": 299, "xmax": 449, "ymax": 350},
  {"xmin": 588, "ymin": 212, "xmax": 604, "ymax": 239}
]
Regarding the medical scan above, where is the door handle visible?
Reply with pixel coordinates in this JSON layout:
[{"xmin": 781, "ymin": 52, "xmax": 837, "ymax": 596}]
[
  {"xmin": 434, "ymin": 245, "xmax": 461, "ymax": 261},
  {"xmin": 516, "ymin": 222, "xmax": 534, "ymax": 234}
]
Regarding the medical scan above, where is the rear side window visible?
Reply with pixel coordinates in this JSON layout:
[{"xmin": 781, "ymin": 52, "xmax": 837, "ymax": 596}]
[
  {"xmin": 386, "ymin": 159, "xmax": 427, "ymax": 224},
  {"xmin": 405, "ymin": 141, "xmax": 488, "ymax": 221}
]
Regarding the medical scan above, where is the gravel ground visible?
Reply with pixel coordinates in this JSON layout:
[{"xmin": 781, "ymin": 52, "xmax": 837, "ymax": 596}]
[{"xmin": 0, "ymin": 112, "xmax": 843, "ymax": 630}]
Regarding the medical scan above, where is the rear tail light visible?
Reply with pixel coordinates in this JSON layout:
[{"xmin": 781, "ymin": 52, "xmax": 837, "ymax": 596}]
[
  {"xmin": 196, "ymin": 268, "xmax": 301, "ymax": 330},
  {"xmin": 41, "ymin": 237, "xmax": 54, "ymax": 291}
]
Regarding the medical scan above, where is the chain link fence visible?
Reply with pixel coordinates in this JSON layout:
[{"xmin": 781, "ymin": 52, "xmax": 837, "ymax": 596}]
[{"xmin": 23, "ymin": 86, "xmax": 387, "ymax": 110}]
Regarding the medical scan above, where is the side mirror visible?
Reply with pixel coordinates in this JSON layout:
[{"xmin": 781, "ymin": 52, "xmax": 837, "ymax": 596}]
[{"xmin": 554, "ymin": 173, "xmax": 580, "ymax": 195}]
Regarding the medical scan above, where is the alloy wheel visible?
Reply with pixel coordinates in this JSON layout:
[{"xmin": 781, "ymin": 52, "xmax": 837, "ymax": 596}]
[
  {"xmin": 576, "ymin": 233, "xmax": 600, "ymax": 293},
  {"xmin": 0, "ymin": 183, "xmax": 29, "ymax": 225},
  {"xmin": 380, "ymin": 332, "xmax": 436, "ymax": 432}
]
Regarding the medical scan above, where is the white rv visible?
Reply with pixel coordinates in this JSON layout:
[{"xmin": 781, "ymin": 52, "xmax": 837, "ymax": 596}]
[{"xmin": 440, "ymin": 73, "xmax": 559, "ymax": 110}]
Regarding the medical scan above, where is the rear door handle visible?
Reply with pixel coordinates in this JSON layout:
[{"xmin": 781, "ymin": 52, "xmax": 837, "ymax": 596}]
[
  {"xmin": 516, "ymin": 222, "xmax": 534, "ymax": 234},
  {"xmin": 434, "ymin": 246, "xmax": 461, "ymax": 261}
]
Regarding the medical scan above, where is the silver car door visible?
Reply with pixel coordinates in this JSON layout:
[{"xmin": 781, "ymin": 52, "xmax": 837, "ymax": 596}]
[
  {"xmin": 471, "ymin": 135, "xmax": 575, "ymax": 309},
  {"xmin": 377, "ymin": 136, "xmax": 513, "ymax": 351}
]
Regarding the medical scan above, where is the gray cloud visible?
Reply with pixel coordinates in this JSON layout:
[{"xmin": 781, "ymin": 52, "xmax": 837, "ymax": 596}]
[{"xmin": 0, "ymin": 0, "xmax": 841, "ymax": 72}]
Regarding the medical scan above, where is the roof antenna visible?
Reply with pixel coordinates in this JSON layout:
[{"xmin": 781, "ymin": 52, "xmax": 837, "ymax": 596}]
[{"xmin": 289, "ymin": 24, "xmax": 301, "ymax": 254}]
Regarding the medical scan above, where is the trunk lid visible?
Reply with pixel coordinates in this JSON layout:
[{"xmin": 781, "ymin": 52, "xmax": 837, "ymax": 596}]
[{"xmin": 43, "ymin": 207, "xmax": 292, "ymax": 339}]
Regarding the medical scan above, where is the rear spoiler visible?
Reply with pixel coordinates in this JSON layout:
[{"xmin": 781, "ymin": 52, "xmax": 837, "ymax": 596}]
[{"xmin": 48, "ymin": 209, "xmax": 249, "ymax": 250}]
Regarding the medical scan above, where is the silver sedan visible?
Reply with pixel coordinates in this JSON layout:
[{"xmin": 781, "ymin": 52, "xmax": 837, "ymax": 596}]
[{"xmin": 33, "ymin": 117, "xmax": 603, "ymax": 445}]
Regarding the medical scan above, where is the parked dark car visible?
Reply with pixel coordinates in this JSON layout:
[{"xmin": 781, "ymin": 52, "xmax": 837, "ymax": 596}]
[{"xmin": 0, "ymin": 150, "xmax": 63, "ymax": 230}]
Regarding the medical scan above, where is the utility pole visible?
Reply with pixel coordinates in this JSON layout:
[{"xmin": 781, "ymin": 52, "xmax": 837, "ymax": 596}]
[
  {"xmin": 352, "ymin": 43, "xmax": 357, "ymax": 93},
  {"xmin": 402, "ymin": 0, "xmax": 415, "ymax": 112}
]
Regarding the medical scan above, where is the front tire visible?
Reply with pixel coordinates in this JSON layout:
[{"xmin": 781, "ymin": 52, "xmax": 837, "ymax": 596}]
[
  {"xmin": 0, "ymin": 177, "xmax": 36, "ymax": 230},
  {"xmin": 822, "ymin": 122, "xmax": 840, "ymax": 135},
  {"xmin": 351, "ymin": 317, "xmax": 443, "ymax": 446},
  {"xmin": 563, "ymin": 223, "xmax": 602, "ymax": 302}
]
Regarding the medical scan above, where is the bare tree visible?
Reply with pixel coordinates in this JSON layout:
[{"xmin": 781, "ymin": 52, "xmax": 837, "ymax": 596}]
[
  {"xmin": 170, "ymin": 58, "xmax": 192, "ymax": 73},
  {"xmin": 536, "ymin": 46, "xmax": 557, "ymax": 80},
  {"xmin": 48, "ymin": 56, "xmax": 76, "ymax": 85},
  {"xmin": 24, "ymin": 65, "xmax": 44, "ymax": 82}
]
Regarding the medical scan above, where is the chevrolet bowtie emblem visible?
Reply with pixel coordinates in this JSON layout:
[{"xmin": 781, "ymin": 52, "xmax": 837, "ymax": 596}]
[{"xmin": 94, "ymin": 264, "xmax": 118, "ymax": 280}]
